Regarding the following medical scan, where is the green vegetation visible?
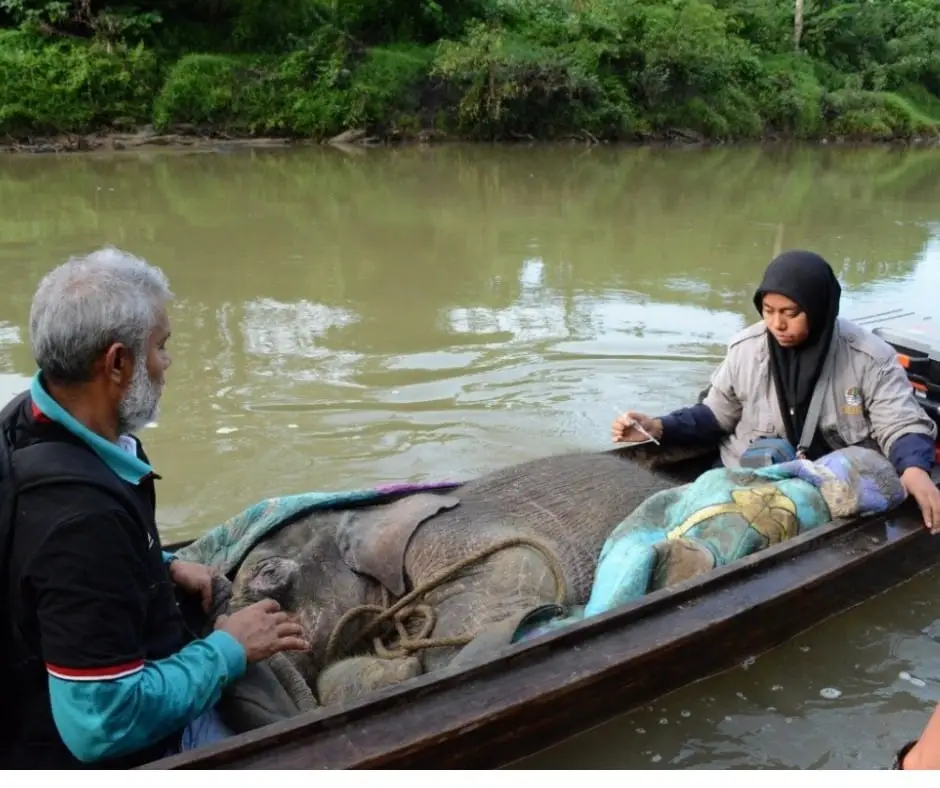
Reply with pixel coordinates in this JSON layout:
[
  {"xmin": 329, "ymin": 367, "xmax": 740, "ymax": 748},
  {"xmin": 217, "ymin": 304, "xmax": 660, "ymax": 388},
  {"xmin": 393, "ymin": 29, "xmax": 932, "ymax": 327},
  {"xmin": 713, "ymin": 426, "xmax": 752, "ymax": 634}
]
[{"xmin": 1, "ymin": 0, "xmax": 939, "ymax": 143}]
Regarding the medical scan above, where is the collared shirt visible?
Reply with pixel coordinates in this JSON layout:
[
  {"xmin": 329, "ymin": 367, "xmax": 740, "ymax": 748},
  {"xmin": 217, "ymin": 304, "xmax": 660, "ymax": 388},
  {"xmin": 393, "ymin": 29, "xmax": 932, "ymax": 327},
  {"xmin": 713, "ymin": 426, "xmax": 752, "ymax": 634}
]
[
  {"xmin": 701, "ymin": 318, "xmax": 937, "ymax": 469},
  {"xmin": 6, "ymin": 376, "xmax": 243, "ymax": 768},
  {"xmin": 28, "ymin": 373, "xmax": 177, "ymax": 563},
  {"xmin": 28, "ymin": 371, "xmax": 155, "ymax": 484}
]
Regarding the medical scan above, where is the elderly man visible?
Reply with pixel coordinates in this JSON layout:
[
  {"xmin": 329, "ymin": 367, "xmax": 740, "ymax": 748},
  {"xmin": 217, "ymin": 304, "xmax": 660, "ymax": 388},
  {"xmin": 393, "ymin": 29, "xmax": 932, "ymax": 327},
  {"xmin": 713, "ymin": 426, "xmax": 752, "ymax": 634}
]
[{"xmin": 0, "ymin": 248, "xmax": 308, "ymax": 769}]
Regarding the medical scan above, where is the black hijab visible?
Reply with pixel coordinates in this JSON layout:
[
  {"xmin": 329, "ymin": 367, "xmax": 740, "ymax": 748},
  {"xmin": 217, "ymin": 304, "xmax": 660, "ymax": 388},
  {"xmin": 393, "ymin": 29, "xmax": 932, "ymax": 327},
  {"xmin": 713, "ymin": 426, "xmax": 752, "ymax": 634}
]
[{"xmin": 753, "ymin": 250, "xmax": 842, "ymax": 452}]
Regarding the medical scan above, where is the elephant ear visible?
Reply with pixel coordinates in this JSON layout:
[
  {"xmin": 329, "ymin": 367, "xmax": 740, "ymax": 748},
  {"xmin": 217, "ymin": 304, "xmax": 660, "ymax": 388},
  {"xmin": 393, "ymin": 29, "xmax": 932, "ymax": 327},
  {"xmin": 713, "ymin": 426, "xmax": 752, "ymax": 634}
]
[{"xmin": 336, "ymin": 493, "xmax": 461, "ymax": 597}]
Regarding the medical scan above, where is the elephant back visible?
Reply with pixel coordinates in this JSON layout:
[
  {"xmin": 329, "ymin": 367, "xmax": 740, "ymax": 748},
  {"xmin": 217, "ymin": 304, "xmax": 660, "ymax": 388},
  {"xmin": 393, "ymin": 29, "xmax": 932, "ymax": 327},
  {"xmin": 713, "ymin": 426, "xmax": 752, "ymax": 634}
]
[{"xmin": 406, "ymin": 450, "xmax": 676, "ymax": 602}]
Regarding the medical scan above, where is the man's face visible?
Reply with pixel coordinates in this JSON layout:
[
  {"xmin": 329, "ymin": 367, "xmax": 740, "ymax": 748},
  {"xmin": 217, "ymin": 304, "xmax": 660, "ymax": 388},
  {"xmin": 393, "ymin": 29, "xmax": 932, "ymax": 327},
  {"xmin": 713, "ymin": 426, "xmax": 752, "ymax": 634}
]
[{"xmin": 115, "ymin": 307, "xmax": 172, "ymax": 435}]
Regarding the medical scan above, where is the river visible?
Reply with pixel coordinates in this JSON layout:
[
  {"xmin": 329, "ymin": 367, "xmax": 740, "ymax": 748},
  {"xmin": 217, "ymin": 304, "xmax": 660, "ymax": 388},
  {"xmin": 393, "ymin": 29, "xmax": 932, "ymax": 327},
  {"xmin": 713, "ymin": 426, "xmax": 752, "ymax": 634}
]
[{"xmin": 1, "ymin": 143, "xmax": 939, "ymax": 768}]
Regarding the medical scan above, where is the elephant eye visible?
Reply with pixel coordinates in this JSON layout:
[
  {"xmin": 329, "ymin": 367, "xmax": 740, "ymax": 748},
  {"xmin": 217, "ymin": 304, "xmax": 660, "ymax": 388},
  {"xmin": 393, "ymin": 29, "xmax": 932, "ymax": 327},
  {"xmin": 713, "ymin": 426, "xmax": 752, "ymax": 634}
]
[{"xmin": 251, "ymin": 557, "xmax": 298, "ymax": 598}]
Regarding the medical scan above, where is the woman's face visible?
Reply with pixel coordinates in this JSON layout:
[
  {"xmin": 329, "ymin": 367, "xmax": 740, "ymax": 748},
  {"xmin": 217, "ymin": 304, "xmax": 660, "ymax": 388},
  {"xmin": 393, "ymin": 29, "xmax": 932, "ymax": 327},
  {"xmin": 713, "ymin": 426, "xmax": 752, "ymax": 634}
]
[{"xmin": 761, "ymin": 292, "xmax": 810, "ymax": 347}]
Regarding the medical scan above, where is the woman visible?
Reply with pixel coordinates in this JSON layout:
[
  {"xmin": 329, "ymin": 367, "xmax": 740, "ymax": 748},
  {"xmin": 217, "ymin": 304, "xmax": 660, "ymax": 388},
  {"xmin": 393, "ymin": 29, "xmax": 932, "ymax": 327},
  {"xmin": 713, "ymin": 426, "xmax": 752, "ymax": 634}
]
[{"xmin": 612, "ymin": 249, "xmax": 940, "ymax": 531}]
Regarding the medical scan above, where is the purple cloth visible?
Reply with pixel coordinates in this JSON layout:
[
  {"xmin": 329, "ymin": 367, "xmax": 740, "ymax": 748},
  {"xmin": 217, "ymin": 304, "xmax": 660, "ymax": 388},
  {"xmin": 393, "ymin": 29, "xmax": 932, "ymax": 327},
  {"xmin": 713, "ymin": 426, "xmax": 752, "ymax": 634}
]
[{"xmin": 374, "ymin": 480, "xmax": 461, "ymax": 495}]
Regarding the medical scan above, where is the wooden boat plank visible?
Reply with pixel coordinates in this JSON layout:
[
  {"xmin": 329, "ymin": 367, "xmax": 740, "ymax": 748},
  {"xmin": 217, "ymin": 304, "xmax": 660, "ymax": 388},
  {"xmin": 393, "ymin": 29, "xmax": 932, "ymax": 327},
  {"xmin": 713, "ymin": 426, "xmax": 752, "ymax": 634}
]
[{"xmin": 145, "ymin": 498, "xmax": 940, "ymax": 770}]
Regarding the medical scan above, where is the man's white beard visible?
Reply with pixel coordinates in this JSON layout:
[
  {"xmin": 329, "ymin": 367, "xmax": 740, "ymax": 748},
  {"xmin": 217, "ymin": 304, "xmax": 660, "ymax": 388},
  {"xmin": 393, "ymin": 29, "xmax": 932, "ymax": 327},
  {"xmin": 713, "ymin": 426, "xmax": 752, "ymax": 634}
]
[{"xmin": 117, "ymin": 353, "xmax": 163, "ymax": 435}]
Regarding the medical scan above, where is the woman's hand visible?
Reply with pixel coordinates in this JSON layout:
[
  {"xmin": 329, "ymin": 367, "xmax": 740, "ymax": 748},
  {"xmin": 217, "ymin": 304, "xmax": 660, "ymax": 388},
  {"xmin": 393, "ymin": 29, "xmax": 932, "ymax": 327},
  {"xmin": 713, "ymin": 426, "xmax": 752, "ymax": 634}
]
[
  {"xmin": 611, "ymin": 411, "xmax": 663, "ymax": 444},
  {"xmin": 901, "ymin": 466, "xmax": 940, "ymax": 534}
]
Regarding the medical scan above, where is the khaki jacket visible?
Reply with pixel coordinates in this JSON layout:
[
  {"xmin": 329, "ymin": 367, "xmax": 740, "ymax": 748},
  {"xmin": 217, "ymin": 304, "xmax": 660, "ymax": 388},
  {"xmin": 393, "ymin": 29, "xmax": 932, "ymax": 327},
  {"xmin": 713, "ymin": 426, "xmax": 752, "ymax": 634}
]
[{"xmin": 703, "ymin": 317, "xmax": 937, "ymax": 467}]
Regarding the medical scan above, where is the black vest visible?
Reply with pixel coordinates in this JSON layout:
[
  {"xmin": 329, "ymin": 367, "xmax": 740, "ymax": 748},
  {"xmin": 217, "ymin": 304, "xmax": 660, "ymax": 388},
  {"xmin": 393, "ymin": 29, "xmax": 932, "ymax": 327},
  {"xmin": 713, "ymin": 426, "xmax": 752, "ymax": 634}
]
[{"xmin": 0, "ymin": 392, "xmax": 194, "ymax": 769}]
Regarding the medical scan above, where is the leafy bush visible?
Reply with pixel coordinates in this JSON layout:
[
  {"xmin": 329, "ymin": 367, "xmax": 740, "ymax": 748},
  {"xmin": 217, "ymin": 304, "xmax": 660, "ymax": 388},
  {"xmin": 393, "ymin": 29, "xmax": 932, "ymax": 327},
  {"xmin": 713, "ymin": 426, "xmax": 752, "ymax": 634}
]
[
  {"xmin": 0, "ymin": 30, "xmax": 159, "ymax": 134},
  {"xmin": 154, "ymin": 42, "xmax": 433, "ymax": 136},
  {"xmin": 822, "ymin": 89, "xmax": 939, "ymax": 139},
  {"xmin": 1, "ymin": 0, "xmax": 940, "ymax": 142}
]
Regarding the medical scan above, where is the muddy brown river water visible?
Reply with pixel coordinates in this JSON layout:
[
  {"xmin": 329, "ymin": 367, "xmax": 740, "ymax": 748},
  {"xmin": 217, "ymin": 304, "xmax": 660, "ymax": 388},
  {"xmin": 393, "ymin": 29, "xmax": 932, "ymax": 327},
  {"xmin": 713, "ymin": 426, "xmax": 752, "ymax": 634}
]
[{"xmin": 2, "ymin": 143, "xmax": 940, "ymax": 768}]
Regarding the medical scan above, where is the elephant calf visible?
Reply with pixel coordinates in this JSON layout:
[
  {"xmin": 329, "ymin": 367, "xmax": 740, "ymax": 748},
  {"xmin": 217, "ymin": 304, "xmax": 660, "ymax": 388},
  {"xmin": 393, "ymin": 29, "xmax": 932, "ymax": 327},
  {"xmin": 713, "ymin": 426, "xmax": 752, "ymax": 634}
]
[{"xmin": 228, "ymin": 443, "xmax": 707, "ymax": 707}]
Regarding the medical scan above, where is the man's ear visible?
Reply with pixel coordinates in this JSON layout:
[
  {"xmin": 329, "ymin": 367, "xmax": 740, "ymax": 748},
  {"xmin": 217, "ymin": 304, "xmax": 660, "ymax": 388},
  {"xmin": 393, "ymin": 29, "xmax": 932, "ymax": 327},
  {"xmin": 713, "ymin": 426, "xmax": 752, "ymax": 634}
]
[{"xmin": 103, "ymin": 343, "xmax": 133, "ymax": 387}]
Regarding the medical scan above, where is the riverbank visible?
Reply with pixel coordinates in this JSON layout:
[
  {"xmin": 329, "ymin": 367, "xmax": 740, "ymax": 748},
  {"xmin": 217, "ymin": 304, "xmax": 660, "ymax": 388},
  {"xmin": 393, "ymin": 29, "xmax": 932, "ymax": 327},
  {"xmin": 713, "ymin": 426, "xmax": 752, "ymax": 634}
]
[
  {"xmin": 4, "ymin": 125, "xmax": 940, "ymax": 157},
  {"xmin": 0, "ymin": 127, "xmax": 295, "ymax": 154},
  {"xmin": 2, "ymin": 0, "xmax": 940, "ymax": 152}
]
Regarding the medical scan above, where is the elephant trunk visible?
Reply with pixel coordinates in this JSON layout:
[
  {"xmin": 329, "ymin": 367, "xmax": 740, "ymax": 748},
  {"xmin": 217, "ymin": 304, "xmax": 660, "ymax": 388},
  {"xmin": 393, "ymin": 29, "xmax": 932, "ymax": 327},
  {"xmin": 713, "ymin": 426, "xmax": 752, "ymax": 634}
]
[{"xmin": 268, "ymin": 652, "xmax": 319, "ymax": 712}]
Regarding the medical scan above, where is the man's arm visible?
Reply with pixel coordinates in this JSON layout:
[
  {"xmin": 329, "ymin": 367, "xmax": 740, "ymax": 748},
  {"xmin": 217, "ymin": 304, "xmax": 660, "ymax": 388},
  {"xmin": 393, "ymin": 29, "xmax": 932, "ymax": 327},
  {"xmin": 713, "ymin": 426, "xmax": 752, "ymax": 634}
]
[
  {"xmin": 30, "ymin": 511, "xmax": 246, "ymax": 763},
  {"xmin": 48, "ymin": 634, "xmax": 244, "ymax": 762}
]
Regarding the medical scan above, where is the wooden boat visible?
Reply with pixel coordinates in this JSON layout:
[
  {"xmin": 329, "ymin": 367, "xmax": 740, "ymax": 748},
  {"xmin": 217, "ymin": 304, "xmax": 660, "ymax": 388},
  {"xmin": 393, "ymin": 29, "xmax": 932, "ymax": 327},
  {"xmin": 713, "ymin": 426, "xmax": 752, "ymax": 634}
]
[{"xmin": 141, "ymin": 446, "xmax": 940, "ymax": 770}]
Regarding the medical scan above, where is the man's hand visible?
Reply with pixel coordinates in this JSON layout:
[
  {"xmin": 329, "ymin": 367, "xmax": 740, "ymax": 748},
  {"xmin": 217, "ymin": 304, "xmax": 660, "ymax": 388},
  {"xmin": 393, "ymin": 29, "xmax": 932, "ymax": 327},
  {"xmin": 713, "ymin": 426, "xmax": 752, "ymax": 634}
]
[
  {"xmin": 169, "ymin": 559, "xmax": 216, "ymax": 613},
  {"xmin": 901, "ymin": 466, "xmax": 940, "ymax": 534},
  {"xmin": 215, "ymin": 598, "xmax": 309, "ymax": 662}
]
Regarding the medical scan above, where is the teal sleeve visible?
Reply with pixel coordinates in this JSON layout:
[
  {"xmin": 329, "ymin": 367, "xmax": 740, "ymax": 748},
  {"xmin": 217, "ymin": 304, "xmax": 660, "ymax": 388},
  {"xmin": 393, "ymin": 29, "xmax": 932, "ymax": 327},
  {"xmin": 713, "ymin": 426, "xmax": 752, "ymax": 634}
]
[
  {"xmin": 162, "ymin": 550, "xmax": 175, "ymax": 563},
  {"xmin": 48, "ymin": 630, "xmax": 246, "ymax": 763}
]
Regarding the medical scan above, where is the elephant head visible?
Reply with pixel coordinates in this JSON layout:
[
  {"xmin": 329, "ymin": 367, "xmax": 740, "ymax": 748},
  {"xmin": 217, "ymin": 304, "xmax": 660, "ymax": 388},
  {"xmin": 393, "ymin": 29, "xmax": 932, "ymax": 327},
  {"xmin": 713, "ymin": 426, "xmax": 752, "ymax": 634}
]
[{"xmin": 228, "ymin": 508, "xmax": 387, "ymax": 683}]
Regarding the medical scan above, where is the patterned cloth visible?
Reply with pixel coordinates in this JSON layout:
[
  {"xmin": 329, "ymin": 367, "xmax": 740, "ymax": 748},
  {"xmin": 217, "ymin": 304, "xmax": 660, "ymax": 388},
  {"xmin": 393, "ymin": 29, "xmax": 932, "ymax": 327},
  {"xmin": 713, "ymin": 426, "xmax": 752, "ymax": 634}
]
[
  {"xmin": 585, "ymin": 445, "xmax": 905, "ymax": 617},
  {"xmin": 516, "ymin": 446, "xmax": 906, "ymax": 641}
]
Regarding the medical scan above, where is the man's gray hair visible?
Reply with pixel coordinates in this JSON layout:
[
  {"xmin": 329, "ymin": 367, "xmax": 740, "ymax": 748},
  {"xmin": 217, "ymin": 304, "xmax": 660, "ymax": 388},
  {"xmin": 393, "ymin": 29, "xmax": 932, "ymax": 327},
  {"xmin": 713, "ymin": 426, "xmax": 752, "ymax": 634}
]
[{"xmin": 29, "ymin": 247, "xmax": 174, "ymax": 383}]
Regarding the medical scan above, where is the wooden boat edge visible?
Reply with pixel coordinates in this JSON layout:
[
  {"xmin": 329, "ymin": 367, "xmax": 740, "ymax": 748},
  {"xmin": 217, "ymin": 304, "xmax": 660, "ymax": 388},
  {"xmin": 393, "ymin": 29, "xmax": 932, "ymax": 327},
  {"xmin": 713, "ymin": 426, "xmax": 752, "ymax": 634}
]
[{"xmin": 145, "ymin": 492, "xmax": 940, "ymax": 769}]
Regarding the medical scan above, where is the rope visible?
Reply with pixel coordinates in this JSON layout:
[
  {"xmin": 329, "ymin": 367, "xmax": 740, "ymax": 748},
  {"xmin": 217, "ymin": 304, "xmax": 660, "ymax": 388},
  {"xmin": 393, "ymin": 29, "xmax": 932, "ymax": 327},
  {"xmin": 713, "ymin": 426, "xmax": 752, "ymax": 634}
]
[{"xmin": 325, "ymin": 536, "xmax": 567, "ymax": 663}]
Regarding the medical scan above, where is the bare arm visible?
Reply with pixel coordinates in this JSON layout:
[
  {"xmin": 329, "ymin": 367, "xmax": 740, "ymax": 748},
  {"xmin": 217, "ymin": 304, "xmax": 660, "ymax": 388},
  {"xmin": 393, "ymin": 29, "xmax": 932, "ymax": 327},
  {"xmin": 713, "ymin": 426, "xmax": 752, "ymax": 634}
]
[{"xmin": 898, "ymin": 702, "xmax": 940, "ymax": 769}]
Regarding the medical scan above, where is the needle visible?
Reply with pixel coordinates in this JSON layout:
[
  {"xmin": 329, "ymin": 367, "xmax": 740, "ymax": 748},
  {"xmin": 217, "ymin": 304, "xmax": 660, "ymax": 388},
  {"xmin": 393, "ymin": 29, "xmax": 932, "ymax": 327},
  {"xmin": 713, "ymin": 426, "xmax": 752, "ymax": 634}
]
[{"xmin": 613, "ymin": 407, "xmax": 661, "ymax": 446}]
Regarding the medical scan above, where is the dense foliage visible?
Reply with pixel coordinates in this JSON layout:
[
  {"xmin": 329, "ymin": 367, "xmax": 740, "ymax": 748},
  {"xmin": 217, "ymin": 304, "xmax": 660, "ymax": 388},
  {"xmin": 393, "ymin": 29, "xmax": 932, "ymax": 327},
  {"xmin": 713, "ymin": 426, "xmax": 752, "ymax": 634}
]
[{"xmin": 1, "ymin": 0, "xmax": 939, "ymax": 141}]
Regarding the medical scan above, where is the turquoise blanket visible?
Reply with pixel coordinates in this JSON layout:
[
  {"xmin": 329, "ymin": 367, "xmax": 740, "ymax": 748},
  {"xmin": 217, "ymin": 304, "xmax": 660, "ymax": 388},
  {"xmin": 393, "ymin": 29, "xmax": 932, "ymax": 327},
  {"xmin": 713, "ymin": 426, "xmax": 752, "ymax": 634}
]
[
  {"xmin": 517, "ymin": 446, "xmax": 906, "ymax": 641},
  {"xmin": 174, "ymin": 480, "xmax": 459, "ymax": 575}
]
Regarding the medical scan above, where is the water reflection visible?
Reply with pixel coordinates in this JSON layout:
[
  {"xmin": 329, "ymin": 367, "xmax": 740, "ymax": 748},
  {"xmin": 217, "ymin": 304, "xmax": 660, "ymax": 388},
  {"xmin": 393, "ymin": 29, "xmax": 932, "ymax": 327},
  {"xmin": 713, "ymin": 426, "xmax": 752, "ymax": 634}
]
[
  {"xmin": 516, "ymin": 561, "xmax": 940, "ymax": 769},
  {"xmin": 0, "ymin": 322, "xmax": 22, "ymax": 370},
  {"xmin": 0, "ymin": 145, "xmax": 937, "ymax": 531},
  {"xmin": 1, "ymin": 143, "xmax": 940, "ymax": 768}
]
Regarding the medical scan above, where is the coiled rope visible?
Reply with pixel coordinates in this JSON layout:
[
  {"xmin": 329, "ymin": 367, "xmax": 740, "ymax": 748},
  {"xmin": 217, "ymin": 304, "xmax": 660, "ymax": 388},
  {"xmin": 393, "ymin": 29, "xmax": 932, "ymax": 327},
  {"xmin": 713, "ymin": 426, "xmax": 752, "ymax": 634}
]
[{"xmin": 325, "ymin": 536, "xmax": 567, "ymax": 663}]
